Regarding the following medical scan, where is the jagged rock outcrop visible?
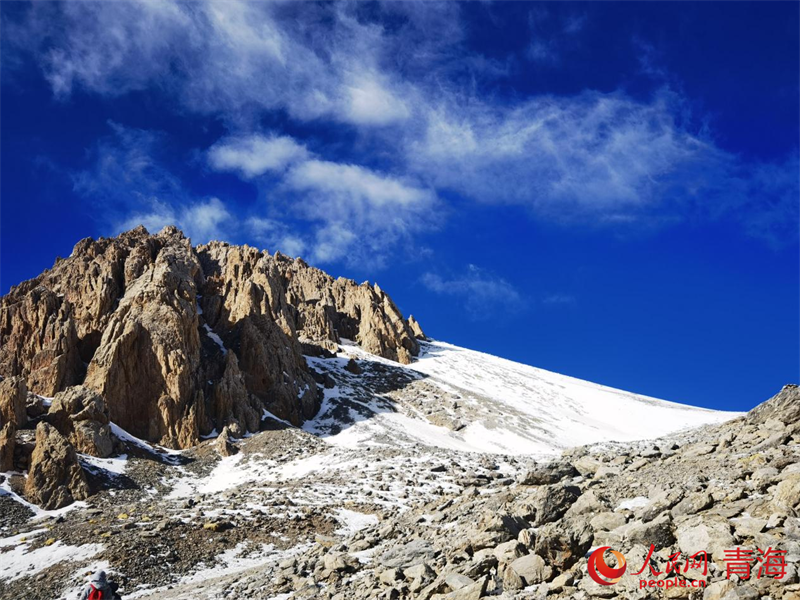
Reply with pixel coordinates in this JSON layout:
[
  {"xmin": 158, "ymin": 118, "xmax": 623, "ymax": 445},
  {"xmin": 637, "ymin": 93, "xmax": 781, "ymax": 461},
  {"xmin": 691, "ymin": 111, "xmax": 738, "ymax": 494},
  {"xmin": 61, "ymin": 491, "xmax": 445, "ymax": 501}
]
[
  {"xmin": 0, "ymin": 287, "xmax": 82, "ymax": 396},
  {"xmin": 24, "ymin": 422, "xmax": 90, "ymax": 510},
  {"xmin": 408, "ymin": 315, "xmax": 426, "ymax": 340},
  {"xmin": 0, "ymin": 226, "xmax": 421, "ymax": 450},
  {"xmin": 746, "ymin": 384, "xmax": 800, "ymax": 427},
  {"xmin": 47, "ymin": 386, "xmax": 113, "ymax": 458},
  {"xmin": 198, "ymin": 242, "xmax": 419, "ymax": 365},
  {"xmin": 215, "ymin": 425, "xmax": 238, "ymax": 457},
  {"xmin": 0, "ymin": 375, "xmax": 27, "ymax": 427},
  {"xmin": 211, "ymin": 353, "xmax": 260, "ymax": 437},
  {"xmin": 83, "ymin": 230, "xmax": 206, "ymax": 448}
]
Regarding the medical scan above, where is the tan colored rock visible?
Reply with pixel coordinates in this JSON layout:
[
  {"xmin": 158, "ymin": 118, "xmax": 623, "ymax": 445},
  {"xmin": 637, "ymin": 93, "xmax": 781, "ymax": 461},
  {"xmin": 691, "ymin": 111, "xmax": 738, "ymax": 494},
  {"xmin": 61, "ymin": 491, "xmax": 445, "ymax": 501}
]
[
  {"xmin": 47, "ymin": 386, "xmax": 113, "ymax": 458},
  {"xmin": 216, "ymin": 425, "xmax": 238, "ymax": 457},
  {"xmin": 408, "ymin": 315, "xmax": 426, "ymax": 340},
  {"xmin": 509, "ymin": 553, "xmax": 552, "ymax": 584},
  {"xmin": 84, "ymin": 229, "xmax": 205, "ymax": 448},
  {"xmin": 25, "ymin": 422, "xmax": 90, "ymax": 509},
  {"xmin": 198, "ymin": 242, "xmax": 419, "ymax": 364},
  {"xmin": 2, "ymin": 226, "xmax": 420, "ymax": 449},
  {"xmin": 211, "ymin": 353, "xmax": 259, "ymax": 436},
  {"xmin": 0, "ymin": 376, "xmax": 27, "ymax": 427},
  {"xmin": 747, "ymin": 384, "xmax": 800, "ymax": 426},
  {"xmin": 0, "ymin": 227, "xmax": 160, "ymax": 395},
  {"xmin": 773, "ymin": 474, "xmax": 800, "ymax": 515},
  {"xmin": 0, "ymin": 287, "xmax": 82, "ymax": 396},
  {"xmin": 0, "ymin": 422, "xmax": 15, "ymax": 471}
]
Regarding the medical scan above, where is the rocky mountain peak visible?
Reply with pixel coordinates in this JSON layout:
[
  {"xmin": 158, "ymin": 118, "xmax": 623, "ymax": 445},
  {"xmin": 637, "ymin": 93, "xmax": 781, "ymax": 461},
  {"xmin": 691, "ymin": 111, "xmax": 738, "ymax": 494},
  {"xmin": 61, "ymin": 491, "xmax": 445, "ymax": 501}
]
[{"xmin": 0, "ymin": 226, "xmax": 423, "ymax": 450}]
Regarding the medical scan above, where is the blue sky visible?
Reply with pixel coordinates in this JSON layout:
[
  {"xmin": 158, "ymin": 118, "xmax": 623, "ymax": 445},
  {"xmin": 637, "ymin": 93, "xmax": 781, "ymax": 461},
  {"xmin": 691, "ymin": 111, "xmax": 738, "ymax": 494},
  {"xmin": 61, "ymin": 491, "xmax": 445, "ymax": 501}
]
[{"xmin": 1, "ymin": 1, "xmax": 798, "ymax": 412}]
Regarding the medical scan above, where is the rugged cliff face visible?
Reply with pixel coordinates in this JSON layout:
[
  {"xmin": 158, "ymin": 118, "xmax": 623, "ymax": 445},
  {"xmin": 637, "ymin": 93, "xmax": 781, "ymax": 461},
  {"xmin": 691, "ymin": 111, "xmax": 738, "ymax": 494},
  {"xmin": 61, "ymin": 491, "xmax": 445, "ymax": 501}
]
[{"xmin": 0, "ymin": 226, "xmax": 422, "ymax": 450}]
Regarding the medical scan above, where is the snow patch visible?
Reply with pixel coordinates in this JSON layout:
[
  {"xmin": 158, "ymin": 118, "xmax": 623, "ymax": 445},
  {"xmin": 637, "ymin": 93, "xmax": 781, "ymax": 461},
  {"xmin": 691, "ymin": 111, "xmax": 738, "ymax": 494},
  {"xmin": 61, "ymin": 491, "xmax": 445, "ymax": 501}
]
[
  {"xmin": 203, "ymin": 324, "xmax": 227, "ymax": 355},
  {"xmin": 81, "ymin": 454, "xmax": 129, "ymax": 476},
  {"xmin": 335, "ymin": 509, "xmax": 379, "ymax": 536},
  {"xmin": 616, "ymin": 496, "xmax": 650, "ymax": 511},
  {"xmin": 0, "ymin": 539, "xmax": 103, "ymax": 582}
]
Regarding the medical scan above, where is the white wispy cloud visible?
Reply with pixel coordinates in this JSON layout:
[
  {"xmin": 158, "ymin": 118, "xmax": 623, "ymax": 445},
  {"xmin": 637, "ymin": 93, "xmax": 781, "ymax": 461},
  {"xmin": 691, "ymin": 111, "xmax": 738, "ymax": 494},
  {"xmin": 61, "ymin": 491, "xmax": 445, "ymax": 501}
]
[
  {"xmin": 208, "ymin": 134, "xmax": 309, "ymax": 178},
  {"xmin": 11, "ymin": 0, "xmax": 797, "ymax": 254},
  {"xmin": 421, "ymin": 265, "xmax": 524, "ymax": 318},
  {"xmin": 408, "ymin": 90, "xmax": 709, "ymax": 217},
  {"xmin": 282, "ymin": 159, "xmax": 438, "ymax": 265},
  {"xmin": 14, "ymin": 1, "xmax": 416, "ymax": 128}
]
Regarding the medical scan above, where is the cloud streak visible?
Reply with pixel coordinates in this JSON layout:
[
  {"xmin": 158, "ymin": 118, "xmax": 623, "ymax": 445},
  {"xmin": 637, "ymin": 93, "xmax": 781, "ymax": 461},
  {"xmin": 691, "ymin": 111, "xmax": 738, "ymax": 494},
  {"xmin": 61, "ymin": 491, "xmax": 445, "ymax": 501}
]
[
  {"xmin": 421, "ymin": 265, "xmax": 525, "ymax": 319},
  {"xmin": 9, "ymin": 0, "xmax": 798, "ymax": 259},
  {"xmin": 208, "ymin": 135, "xmax": 309, "ymax": 178}
]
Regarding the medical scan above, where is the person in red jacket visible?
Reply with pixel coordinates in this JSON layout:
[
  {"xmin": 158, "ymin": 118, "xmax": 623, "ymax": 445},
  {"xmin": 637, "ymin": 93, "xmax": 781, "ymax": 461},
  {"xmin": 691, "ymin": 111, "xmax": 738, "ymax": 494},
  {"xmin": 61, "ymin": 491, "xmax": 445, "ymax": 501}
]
[{"xmin": 79, "ymin": 570, "xmax": 121, "ymax": 600}]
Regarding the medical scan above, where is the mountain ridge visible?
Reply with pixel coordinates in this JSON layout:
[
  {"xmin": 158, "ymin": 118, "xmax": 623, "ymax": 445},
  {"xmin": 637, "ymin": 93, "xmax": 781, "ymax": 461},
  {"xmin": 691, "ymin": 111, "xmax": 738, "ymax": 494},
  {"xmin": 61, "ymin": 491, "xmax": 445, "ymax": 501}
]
[{"xmin": 1, "ymin": 225, "xmax": 422, "ymax": 450}]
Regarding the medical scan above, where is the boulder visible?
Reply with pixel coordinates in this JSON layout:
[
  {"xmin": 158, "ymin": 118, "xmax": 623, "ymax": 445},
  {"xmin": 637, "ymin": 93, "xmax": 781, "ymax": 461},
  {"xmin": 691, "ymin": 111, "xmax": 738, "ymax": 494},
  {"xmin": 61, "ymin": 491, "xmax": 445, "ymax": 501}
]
[
  {"xmin": 345, "ymin": 358, "xmax": 363, "ymax": 375},
  {"xmin": 25, "ymin": 392, "xmax": 47, "ymax": 420},
  {"xmin": 534, "ymin": 518, "xmax": 593, "ymax": 571},
  {"xmin": 671, "ymin": 492, "xmax": 714, "ymax": 517},
  {"xmin": 24, "ymin": 422, "xmax": 90, "ymax": 509},
  {"xmin": 517, "ymin": 461, "xmax": 578, "ymax": 486},
  {"xmin": 47, "ymin": 386, "xmax": 113, "ymax": 458},
  {"xmin": 621, "ymin": 513, "xmax": 675, "ymax": 548},
  {"xmin": 676, "ymin": 515, "xmax": 734, "ymax": 561},
  {"xmin": 590, "ymin": 511, "xmax": 626, "ymax": 531},
  {"xmin": 773, "ymin": 473, "xmax": 800, "ymax": 514},
  {"xmin": 572, "ymin": 455, "xmax": 603, "ymax": 476},
  {"xmin": 216, "ymin": 425, "xmax": 237, "ymax": 456},
  {"xmin": 444, "ymin": 573, "xmax": 475, "ymax": 591},
  {"xmin": 432, "ymin": 576, "xmax": 487, "ymax": 600},
  {"xmin": 532, "ymin": 484, "xmax": 580, "ymax": 526},
  {"xmin": 380, "ymin": 539, "xmax": 437, "ymax": 569},
  {"xmin": 509, "ymin": 553, "xmax": 552, "ymax": 585},
  {"xmin": 641, "ymin": 489, "xmax": 684, "ymax": 522},
  {"xmin": 492, "ymin": 540, "xmax": 526, "ymax": 564}
]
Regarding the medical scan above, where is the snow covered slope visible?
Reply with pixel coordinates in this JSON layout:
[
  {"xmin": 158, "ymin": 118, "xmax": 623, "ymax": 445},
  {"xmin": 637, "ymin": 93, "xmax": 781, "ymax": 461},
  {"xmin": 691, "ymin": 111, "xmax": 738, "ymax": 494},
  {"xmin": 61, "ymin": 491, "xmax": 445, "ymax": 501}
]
[{"xmin": 304, "ymin": 339, "xmax": 740, "ymax": 456}]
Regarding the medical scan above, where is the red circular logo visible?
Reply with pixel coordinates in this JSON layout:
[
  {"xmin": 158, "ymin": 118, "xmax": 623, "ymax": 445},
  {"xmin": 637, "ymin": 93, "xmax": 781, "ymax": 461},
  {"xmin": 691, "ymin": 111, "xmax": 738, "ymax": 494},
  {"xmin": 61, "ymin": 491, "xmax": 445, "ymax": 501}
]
[{"xmin": 588, "ymin": 546, "xmax": 627, "ymax": 585}]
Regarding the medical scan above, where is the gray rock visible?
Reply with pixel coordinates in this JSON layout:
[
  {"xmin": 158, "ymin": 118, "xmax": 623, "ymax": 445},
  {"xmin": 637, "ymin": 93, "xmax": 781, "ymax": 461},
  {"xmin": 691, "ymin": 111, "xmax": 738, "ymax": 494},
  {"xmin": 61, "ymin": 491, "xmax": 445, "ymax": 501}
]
[
  {"xmin": 379, "ymin": 568, "xmax": 401, "ymax": 585},
  {"xmin": 517, "ymin": 461, "xmax": 578, "ymax": 485},
  {"xmin": 509, "ymin": 553, "xmax": 551, "ymax": 585},
  {"xmin": 380, "ymin": 539, "xmax": 437, "ymax": 568},
  {"xmin": 533, "ymin": 484, "xmax": 580, "ymax": 526},
  {"xmin": 671, "ymin": 492, "xmax": 714, "ymax": 517},
  {"xmin": 640, "ymin": 489, "xmax": 683, "ymax": 522},
  {"xmin": 431, "ymin": 576, "xmax": 487, "ymax": 600},
  {"xmin": 534, "ymin": 518, "xmax": 593, "ymax": 570},
  {"xmin": 619, "ymin": 513, "xmax": 675, "ymax": 548},
  {"xmin": 405, "ymin": 562, "xmax": 435, "ymax": 584},
  {"xmin": 572, "ymin": 455, "xmax": 603, "ymax": 476},
  {"xmin": 444, "ymin": 573, "xmax": 475, "ymax": 591},
  {"xmin": 492, "ymin": 540, "xmax": 525, "ymax": 564},
  {"xmin": 590, "ymin": 511, "xmax": 626, "ymax": 531},
  {"xmin": 773, "ymin": 474, "xmax": 800, "ymax": 514},
  {"xmin": 502, "ymin": 565, "xmax": 524, "ymax": 590},
  {"xmin": 676, "ymin": 515, "xmax": 734, "ymax": 561}
]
